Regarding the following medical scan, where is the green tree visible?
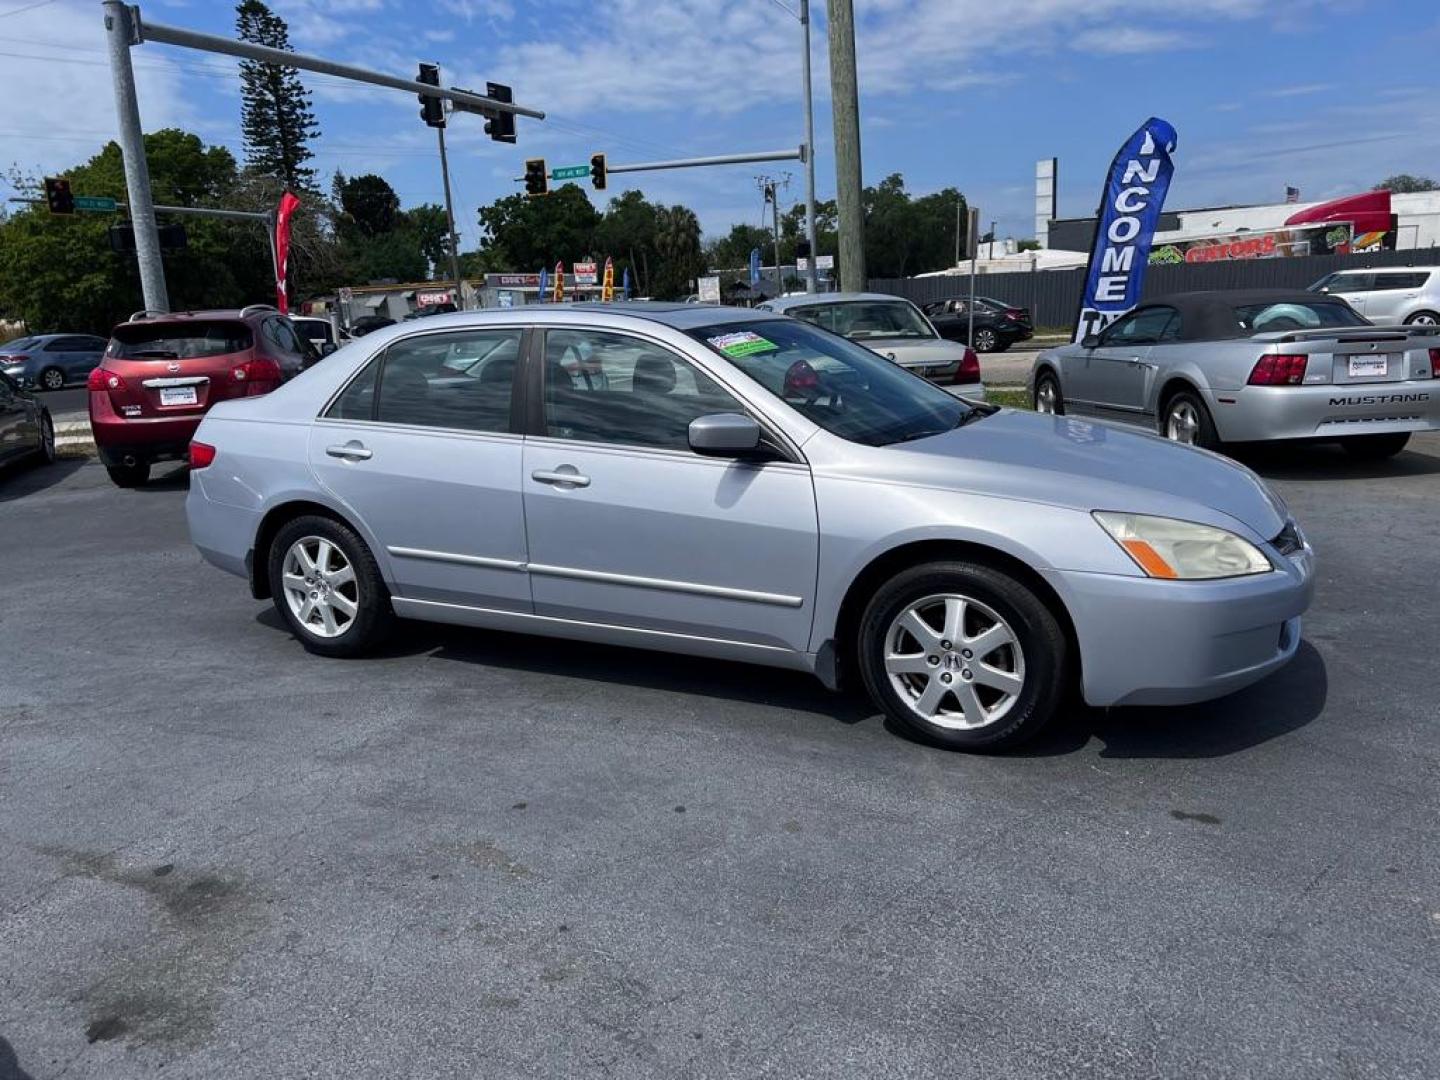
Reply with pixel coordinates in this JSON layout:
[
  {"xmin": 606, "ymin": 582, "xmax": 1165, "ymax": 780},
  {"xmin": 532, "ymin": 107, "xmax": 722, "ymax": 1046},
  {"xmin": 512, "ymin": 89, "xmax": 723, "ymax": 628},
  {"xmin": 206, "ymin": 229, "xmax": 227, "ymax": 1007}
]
[
  {"xmin": 705, "ymin": 223, "xmax": 774, "ymax": 273},
  {"xmin": 1374, "ymin": 174, "xmax": 1439, "ymax": 193},
  {"xmin": 404, "ymin": 204, "xmax": 452, "ymax": 275},
  {"xmin": 236, "ymin": 0, "xmax": 320, "ymax": 192},
  {"xmin": 476, "ymin": 184, "xmax": 601, "ymax": 271},
  {"xmin": 653, "ymin": 205, "xmax": 703, "ymax": 299},
  {"xmin": 337, "ymin": 174, "xmax": 401, "ymax": 237},
  {"xmin": 594, "ymin": 190, "xmax": 662, "ymax": 294},
  {"xmin": 862, "ymin": 173, "xmax": 967, "ymax": 278}
]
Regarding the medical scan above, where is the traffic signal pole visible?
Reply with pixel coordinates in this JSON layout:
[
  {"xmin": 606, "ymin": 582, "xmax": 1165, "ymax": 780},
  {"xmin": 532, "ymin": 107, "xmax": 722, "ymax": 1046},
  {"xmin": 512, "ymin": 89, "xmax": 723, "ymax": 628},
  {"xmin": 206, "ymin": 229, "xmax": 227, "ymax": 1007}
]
[
  {"xmin": 103, "ymin": 1, "xmax": 168, "ymax": 313},
  {"xmin": 435, "ymin": 123, "xmax": 463, "ymax": 307}
]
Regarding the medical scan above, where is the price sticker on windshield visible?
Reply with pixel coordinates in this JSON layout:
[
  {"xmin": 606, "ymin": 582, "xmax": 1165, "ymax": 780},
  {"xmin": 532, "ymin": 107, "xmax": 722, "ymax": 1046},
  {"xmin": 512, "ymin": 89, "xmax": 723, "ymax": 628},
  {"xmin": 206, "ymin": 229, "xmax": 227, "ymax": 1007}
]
[{"xmin": 708, "ymin": 331, "xmax": 778, "ymax": 358}]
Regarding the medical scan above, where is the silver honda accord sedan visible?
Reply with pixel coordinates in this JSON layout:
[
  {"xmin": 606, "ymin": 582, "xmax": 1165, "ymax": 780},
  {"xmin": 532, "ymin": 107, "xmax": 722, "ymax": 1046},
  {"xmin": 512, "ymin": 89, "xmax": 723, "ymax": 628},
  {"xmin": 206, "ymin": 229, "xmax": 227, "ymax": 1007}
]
[{"xmin": 186, "ymin": 302, "xmax": 1314, "ymax": 751}]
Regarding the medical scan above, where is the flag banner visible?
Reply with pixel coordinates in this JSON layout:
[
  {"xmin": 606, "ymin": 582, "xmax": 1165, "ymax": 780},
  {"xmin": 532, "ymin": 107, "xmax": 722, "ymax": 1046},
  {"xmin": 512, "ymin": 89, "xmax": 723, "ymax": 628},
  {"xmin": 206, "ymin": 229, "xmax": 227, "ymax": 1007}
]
[
  {"xmin": 537, "ymin": 268, "xmax": 548, "ymax": 302},
  {"xmin": 1074, "ymin": 117, "xmax": 1177, "ymax": 342},
  {"xmin": 749, "ymin": 248, "xmax": 761, "ymax": 286},
  {"xmin": 274, "ymin": 190, "xmax": 302, "ymax": 314},
  {"xmin": 602, "ymin": 257, "xmax": 615, "ymax": 302},
  {"xmin": 622, "ymin": 267, "xmax": 631, "ymax": 300},
  {"xmin": 552, "ymin": 261, "xmax": 565, "ymax": 303}
]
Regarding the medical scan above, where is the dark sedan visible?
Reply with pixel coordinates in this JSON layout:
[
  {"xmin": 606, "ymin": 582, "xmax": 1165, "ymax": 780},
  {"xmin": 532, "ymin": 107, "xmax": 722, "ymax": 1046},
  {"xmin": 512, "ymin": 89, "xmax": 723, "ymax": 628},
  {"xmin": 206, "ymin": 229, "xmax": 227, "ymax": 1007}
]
[
  {"xmin": 0, "ymin": 371, "xmax": 56, "ymax": 469},
  {"xmin": 923, "ymin": 297, "xmax": 1033, "ymax": 353}
]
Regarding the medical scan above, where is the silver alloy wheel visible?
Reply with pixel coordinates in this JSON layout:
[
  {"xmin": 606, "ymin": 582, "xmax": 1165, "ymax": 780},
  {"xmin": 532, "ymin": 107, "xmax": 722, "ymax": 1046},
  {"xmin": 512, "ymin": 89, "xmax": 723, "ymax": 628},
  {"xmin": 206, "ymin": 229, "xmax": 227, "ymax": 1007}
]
[
  {"xmin": 1409, "ymin": 312, "xmax": 1438, "ymax": 325},
  {"xmin": 975, "ymin": 329, "xmax": 997, "ymax": 352},
  {"xmin": 883, "ymin": 593, "xmax": 1026, "ymax": 730},
  {"xmin": 1036, "ymin": 378, "xmax": 1058, "ymax": 414},
  {"xmin": 41, "ymin": 368, "xmax": 64, "ymax": 390},
  {"xmin": 281, "ymin": 536, "xmax": 360, "ymax": 639},
  {"xmin": 1165, "ymin": 399, "xmax": 1201, "ymax": 444}
]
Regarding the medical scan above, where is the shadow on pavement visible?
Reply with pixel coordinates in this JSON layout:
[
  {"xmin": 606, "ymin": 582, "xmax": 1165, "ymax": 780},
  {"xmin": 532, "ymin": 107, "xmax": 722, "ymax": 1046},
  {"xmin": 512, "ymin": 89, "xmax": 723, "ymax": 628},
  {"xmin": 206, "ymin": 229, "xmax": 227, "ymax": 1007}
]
[
  {"xmin": 0, "ymin": 458, "xmax": 85, "ymax": 501},
  {"xmin": 1232, "ymin": 440, "xmax": 1440, "ymax": 481},
  {"xmin": 0, "ymin": 1036, "xmax": 35, "ymax": 1080},
  {"xmin": 1020, "ymin": 639, "xmax": 1327, "ymax": 759}
]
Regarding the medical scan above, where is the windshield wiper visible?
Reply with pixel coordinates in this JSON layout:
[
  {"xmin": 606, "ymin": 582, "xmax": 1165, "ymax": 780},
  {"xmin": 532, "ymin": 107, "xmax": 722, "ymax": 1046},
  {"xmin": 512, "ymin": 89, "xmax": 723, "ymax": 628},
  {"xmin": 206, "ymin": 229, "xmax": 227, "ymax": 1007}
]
[{"xmin": 954, "ymin": 402, "xmax": 1001, "ymax": 428}]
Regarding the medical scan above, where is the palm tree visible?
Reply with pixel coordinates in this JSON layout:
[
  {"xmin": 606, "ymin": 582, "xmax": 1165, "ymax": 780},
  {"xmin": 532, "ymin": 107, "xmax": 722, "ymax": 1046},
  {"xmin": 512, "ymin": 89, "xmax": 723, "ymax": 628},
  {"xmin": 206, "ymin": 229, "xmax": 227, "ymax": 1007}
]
[{"xmin": 654, "ymin": 205, "xmax": 703, "ymax": 298}]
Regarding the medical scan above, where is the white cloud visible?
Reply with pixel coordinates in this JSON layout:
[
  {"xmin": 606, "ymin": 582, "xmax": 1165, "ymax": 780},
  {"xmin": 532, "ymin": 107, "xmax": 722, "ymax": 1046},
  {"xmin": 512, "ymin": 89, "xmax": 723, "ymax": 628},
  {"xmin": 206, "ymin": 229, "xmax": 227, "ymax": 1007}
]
[
  {"xmin": 1264, "ymin": 83, "xmax": 1334, "ymax": 97},
  {"xmin": 1071, "ymin": 26, "xmax": 1198, "ymax": 54}
]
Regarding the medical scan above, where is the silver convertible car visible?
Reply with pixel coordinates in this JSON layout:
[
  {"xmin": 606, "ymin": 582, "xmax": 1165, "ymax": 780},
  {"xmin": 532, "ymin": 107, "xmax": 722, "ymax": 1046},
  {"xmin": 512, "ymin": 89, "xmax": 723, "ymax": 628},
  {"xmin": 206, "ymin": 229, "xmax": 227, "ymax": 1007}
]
[
  {"xmin": 187, "ymin": 303, "xmax": 1314, "ymax": 751},
  {"xmin": 1031, "ymin": 289, "xmax": 1440, "ymax": 460}
]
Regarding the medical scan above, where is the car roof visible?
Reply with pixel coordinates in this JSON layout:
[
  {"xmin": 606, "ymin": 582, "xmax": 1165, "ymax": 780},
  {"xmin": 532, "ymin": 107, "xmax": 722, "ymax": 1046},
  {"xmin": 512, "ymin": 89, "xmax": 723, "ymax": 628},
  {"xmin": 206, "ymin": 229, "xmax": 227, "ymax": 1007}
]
[
  {"xmin": 1139, "ymin": 290, "xmax": 1360, "ymax": 342},
  {"xmin": 761, "ymin": 292, "xmax": 913, "ymax": 312},
  {"xmin": 117, "ymin": 307, "xmax": 281, "ymax": 327},
  {"xmin": 1328, "ymin": 266, "xmax": 1440, "ymax": 274}
]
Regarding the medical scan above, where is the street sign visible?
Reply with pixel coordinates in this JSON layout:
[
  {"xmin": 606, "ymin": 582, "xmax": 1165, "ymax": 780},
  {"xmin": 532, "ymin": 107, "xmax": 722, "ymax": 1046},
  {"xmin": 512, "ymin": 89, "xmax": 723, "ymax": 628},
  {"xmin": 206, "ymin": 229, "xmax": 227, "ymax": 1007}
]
[
  {"xmin": 74, "ymin": 195, "xmax": 119, "ymax": 213},
  {"xmin": 550, "ymin": 164, "xmax": 590, "ymax": 181}
]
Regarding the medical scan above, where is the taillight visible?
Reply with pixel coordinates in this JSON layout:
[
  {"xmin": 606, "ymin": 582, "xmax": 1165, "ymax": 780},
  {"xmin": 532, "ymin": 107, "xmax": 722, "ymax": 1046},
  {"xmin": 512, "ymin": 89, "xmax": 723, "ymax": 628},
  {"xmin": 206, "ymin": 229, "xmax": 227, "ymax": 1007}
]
[
  {"xmin": 87, "ymin": 366, "xmax": 126, "ymax": 392},
  {"xmin": 783, "ymin": 359, "xmax": 820, "ymax": 397},
  {"xmin": 1429, "ymin": 348, "xmax": 1440, "ymax": 378},
  {"xmin": 954, "ymin": 347, "xmax": 980, "ymax": 384},
  {"xmin": 2, "ymin": 353, "xmax": 29, "ymax": 365},
  {"xmin": 189, "ymin": 440, "xmax": 216, "ymax": 469},
  {"xmin": 1003, "ymin": 311, "xmax": 1021, "ymax": 321},
  {"xmin": 1248, "ymin": 354, "xmax": 1308, "ymax": 386},
  {"xmin": 231, "ymin": 358, "xmax": 281, "ymax": 383}
]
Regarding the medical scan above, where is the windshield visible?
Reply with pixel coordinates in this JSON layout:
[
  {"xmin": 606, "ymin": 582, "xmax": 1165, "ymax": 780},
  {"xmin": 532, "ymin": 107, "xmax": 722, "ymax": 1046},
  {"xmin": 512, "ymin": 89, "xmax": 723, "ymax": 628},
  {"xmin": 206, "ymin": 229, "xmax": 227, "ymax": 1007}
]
[
  {"xmin": 1235, "ymin": 300, "xmax": 1368, "ymax": 333},
  {"xmin": 790, "ymin": 300, "xmax": 937, "ymax": 341},
  {"xmin": 688, "ymin": 319, "xmax": 967, "ymax": 447},
  {"xmin": 108, "ymin": 321, "xmax": 252, "ymax": 359}
]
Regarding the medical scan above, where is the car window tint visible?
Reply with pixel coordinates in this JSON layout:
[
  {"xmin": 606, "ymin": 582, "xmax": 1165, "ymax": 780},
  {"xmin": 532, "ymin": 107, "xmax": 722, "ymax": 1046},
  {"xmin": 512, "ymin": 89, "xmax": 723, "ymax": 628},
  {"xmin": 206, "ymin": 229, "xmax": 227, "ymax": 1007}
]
[
  {"xmin": 1102, "ymin": 307, "xmax": 1172, "ymax": 345},
  {"xmin": 1375, "ymin": 271, "xmax": 1428, "ymax": 290},
  {"xmin": 542, "ymin": 329, "xmax": 743, "ymax": 451},
  {"xmin": 1327, "ymin": 273, "xmax": 1372, "ymax": 292},
  {"xmin": 45, "ymin": 338, "xmax": 77, "ymax": 351},
  {"xmin": 371, "ymin": 329, "xmax": 521, "ymax": 432},
  {"xmin": 1156, "ymin": 310, "xmax": 1182, "ymax": 342},
  {"xmin": 326, "ymin": 359, "xmax": 378, "ymax": 420}
]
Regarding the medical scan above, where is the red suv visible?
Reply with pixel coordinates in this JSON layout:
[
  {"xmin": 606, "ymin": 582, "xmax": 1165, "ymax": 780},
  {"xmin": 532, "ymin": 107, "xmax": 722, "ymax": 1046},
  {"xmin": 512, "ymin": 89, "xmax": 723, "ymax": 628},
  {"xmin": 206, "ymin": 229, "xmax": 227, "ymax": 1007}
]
[{"xmin": 89, "ymin": 305, "xmax": 314, "ymax": 487}]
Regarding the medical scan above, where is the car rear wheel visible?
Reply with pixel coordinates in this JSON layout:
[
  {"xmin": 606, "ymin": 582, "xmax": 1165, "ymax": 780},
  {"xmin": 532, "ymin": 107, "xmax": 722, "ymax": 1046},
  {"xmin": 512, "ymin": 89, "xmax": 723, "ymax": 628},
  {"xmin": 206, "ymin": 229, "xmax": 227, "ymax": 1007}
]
[
  {"xmin": 1403, "ymin": 311, "xmax": 1439, "ymax": 326},
  {"xmin": 1162, "ymin": 390, "xmax": 1220, "ymax": 451},
  {"xmin": 1034, "ymin": 371, "xmax": 1064, "ymax": 415},
  {"xmin": 39, "ymin": 367, "xmax": 64, "ymax": 391},
  {"xmin": 36, "ymin": 413, "xmax": 56, "ymax": 465},
  {"xmin": 106, "ymin": 461, "xmax": 150, "ymax": 487},
  {"xmin": 973, "ymin": 327, "xmax": 999, "ymax": 352},
  {"xmin": 858, "ymin": 561, "xmax": 1069, "ymax": 752},
  {"xmin": 1341, "ymin": 433, "xmax": 1410, "ymax": 460},
  {"xmin": 268, "ymin": 515, "xmax": 393, "ymax": 658}
]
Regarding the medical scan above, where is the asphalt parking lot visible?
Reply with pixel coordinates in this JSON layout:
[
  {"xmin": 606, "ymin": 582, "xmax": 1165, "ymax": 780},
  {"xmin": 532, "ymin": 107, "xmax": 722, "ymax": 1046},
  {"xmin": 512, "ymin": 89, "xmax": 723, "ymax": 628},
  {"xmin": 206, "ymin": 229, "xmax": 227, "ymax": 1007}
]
[{"xmin": 2, "ymin": 436, "xmax": 1438, "ymax": 1079}]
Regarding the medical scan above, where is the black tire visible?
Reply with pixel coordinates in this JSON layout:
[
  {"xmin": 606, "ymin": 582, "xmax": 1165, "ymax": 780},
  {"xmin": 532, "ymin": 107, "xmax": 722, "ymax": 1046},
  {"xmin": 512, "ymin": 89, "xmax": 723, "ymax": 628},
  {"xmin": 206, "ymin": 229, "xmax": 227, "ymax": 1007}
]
[
  {"xmin": 267, "ymin": 514, "xmax": 393, "ymax": 658},
  {"xmin": 858, "ymin": 560, "xmax": 1069, "ymax": 752},
  {"xmin": 106, "ymin": 461, "xmax": 150, "ymax": 487},
  {"xmin": 36, "ymin": 412, "xmax": 56, "ymax": 465},
  {"xmin": 1160, "ymin": 389, "xmax": 1221, "ymax": 452},
  {"xmin": 38, "ymin": 366, "xmax": 65, "ymax": 391},
  {"xmin": 973, "ymin": 327, "xmax": 1000, "ymax": 353},
  {"xmin": 1341, "ymin": 433, "xmax": 1410, "ymax": 460},
  {"xmin": 1033, "ymin": 370, "xmax": 1064, "ymax": 415},
  {"xmin": 1402, "ymin": 311, "xmax": 1439, "ymax": 327}
]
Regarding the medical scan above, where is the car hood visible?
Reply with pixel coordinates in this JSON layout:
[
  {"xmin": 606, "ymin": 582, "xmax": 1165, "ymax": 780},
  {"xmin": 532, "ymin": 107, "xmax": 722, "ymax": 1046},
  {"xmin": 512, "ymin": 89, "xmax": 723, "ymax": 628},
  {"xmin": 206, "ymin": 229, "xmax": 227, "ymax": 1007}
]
[
  {"xmin": 863, "ymin": 409, "xmax": 1288, "ymax": 541},
  {"xmin": 855, "ymin": 337, "xmax": 967, "ymax": 367}
]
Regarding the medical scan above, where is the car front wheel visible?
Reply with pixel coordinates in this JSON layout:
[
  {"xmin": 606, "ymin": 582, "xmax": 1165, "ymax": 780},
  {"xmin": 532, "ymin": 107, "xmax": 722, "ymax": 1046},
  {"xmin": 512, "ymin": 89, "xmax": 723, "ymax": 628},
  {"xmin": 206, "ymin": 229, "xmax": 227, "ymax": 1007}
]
[
  {"xmin": 858, "ymin": 561, "xmax": 1069, "ymax": 751},
  {"xmin": 1034, "ymin": 371, "xmax": 1064, "ymax": 415},
  {"xmin": 1162, "ymin": 390, "xmax": 1220, "ymax": 451},
  {"xmin": 973, "ymin": 328, "xmax": 999, "ymax": 352},
  {"xmin": 268, "ymin": 515, "xmax": 393, "ymax": 657}
]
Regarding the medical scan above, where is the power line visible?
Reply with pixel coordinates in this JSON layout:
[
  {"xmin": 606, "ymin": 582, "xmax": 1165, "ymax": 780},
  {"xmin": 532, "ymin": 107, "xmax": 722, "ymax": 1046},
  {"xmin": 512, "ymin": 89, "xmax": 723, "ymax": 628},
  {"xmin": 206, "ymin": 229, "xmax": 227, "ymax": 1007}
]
[{"xmin": 0, "ymin": 0, "xmax": 56, "ymax": 20}]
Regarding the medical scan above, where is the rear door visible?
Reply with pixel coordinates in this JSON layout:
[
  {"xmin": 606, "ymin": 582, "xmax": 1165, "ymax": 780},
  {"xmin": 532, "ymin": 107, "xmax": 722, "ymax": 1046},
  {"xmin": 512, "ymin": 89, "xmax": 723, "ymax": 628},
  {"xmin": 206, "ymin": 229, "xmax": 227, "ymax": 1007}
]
[
  {"xmin": 0, "ymin": 374, "xmax": 32, "ymax": 464},
  {"xmin": 310, "ymin": 326, "xmax": 532, "ymax": 611},
  {"xmin": 261, "ymin": 317, "xmax": 309, "ymax": 379},
  {"xmin": 1319, "ymin": 272, "xmax": 1374, "ymax": 315},
  {"xmin": 1364, "ymin": 271, "xmax": 1426, "ymax": 323},
  {"xmin": 71, "ymin": 336, "xmax": 108, "ymax": 381},
  {"xmin": 521, "ymin": 326, "xmax": 818, "ymax": 652}
]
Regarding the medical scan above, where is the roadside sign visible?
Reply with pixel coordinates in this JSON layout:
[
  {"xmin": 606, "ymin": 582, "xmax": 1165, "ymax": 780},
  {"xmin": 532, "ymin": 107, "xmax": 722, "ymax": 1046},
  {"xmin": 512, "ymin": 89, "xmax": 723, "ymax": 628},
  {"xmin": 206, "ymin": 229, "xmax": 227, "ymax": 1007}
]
[
  {"xmin": 497, "ymin": 290, "xmax": 514, "ymax": 308},
  {"xmin": 698, "ymin": 276, "xmax": 721, "ymax": 304},
  {"xmin": 416, "ymin": 289, "xmax": 454, "ymax": 307},
  {"xmin": 816, "ymin": 254, "xmax": 835, "ymax": 270},
  {"xmin": 74, "ymin": 195, "xmax": 118, "ymax": 213},
  {"xmin": 550, "ymin": 164, "xmax": 590, "ymax": 181},
  {"xmin": 796, "ymin": 257, "xmax": 809, "ymax": 272},
  {"xmin": 574, "ymin": 261, "xmax": 598, "ymax": 285}
]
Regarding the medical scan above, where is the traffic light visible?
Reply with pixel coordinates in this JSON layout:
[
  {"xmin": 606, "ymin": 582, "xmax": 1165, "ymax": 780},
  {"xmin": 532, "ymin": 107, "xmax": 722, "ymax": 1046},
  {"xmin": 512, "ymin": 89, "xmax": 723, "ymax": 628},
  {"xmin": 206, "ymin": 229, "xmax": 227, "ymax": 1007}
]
[
  {"xmin": 484, "ymin": 81, "xmax": 516, "ymax": 143},
  {"xmin": 524, "ymin": 158, "xmax": 548, "ymax": 197},
  {"xmin": 795, "ymin": 237, "xmax": 812, "ymax": 261},
  {"xmin": 44, "ymin": 176, "xmax": 74, "ymax": 215},
  {"xmin": 590, "ymin": 153, "xmax": 607, "ymax": 191},
  {"xmin": 417, "ymin": 63, "xmax": 445, "ymax": 129}
]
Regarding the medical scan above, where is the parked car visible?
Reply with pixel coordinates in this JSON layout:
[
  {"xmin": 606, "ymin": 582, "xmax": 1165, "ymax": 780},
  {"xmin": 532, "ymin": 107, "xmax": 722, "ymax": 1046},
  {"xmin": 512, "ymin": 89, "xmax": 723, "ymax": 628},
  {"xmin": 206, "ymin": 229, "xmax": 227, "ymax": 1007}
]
[
  {"xmin": 0, "ymin": 333, "xmax": 108, "ymax": 391},
  {"xmin": 290, "ymin": 315, "xmax": 341, "ymax": 359},
  {"xmin": 186, "ymin": 303, "xmax": 1313, "ymax": 752},
  {"xmin": 0, "ymin": 371, "xmax": 56, "ymax": 469},
  {"xmin": 759, "ymin": 292, "xmax": 983, "ymax": 399},
  {"xmin": 89, "ymin": 304, "xmax": 307, "ymax": 488},
  {"xmin": 923, "ymin": 297, "xmax": 1034, "ymax": 353},
  {"xmin": 349, "ymin": 315, "xmax": 396, "ymax": 338},
  {"xmin": 1310, "ymin": 266, "xmax": 1440, "ymax": 325},
  {"xmin": 1029, "ymin": 289, "xmax": 1440, "ymax": 460}
]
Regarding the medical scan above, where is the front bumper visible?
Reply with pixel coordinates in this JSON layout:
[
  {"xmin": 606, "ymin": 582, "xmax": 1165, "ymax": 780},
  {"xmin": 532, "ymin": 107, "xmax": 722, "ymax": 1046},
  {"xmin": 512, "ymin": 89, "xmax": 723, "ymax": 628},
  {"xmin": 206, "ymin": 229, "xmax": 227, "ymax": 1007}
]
[
  {"xmin": 1212, "ymin": 382, "xmax": 1440, "ymax": 443},
  {"xmin": 1044, "ymin": 545, "xmax": 1315, "ymax": 708}
]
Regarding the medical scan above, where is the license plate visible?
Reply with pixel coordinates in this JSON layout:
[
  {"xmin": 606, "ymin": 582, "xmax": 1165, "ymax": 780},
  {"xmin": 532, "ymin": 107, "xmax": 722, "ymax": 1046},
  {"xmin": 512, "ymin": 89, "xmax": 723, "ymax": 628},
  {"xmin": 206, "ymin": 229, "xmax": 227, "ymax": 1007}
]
[
  {"xmin": 160, "ymin": 386, "xmax": 197, "ymax": 406},
  {"xmin": 1347, "ymin": 355, "xmax": 1390, "ymax": 378}
]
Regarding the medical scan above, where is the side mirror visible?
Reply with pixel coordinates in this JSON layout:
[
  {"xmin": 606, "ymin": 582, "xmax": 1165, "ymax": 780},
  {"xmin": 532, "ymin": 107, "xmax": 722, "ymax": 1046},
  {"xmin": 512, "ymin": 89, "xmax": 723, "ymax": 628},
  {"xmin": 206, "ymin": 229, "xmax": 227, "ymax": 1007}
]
[
  {"xmin": 1081, "ymin": 334, "xmax": 1101, "ymax": 349},
  {"xmin": 688, "ymin": 412, "xmax": 762, "ymax": 458},
  {"xmin": 321, "ymin": 342, "xmax": 337, "ymax": 356}
]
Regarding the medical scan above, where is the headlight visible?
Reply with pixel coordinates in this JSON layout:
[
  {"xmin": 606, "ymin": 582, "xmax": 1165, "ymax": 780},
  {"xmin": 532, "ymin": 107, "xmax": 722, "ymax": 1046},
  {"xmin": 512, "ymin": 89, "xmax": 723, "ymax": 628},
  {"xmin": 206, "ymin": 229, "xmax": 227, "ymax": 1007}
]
[{"xmin": 1093, "ymin": 512, "xmax": 1273, "ymax": 580}]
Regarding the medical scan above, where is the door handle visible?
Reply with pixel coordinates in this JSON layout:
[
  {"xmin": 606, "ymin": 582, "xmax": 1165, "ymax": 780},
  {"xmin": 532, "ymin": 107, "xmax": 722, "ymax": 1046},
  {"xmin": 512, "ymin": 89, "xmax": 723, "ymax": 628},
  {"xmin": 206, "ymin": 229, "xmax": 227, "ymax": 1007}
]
[
  {"xmin": 326, "ymin": 442, "xmax": 372, "ymax": 461},
  {"xmin": 531, "ymin": 468, "xmax": 590, "ymax": 488}
]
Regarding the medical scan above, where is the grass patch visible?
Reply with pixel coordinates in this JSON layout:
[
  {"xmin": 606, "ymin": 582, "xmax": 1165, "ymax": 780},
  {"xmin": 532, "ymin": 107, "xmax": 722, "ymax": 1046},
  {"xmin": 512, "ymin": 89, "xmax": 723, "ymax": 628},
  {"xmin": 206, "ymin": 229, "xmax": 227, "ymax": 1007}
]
[{"xmin": 986, "ymin": 387, "xmax": 1032, "ymax": 411}]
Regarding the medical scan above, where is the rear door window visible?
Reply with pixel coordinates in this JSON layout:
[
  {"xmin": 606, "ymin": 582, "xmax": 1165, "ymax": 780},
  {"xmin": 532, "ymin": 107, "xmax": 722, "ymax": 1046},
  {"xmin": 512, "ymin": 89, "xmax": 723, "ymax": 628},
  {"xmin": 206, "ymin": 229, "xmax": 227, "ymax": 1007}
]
[
  {"xmin": 373, "ymin": 329, "xmax": 523, "ymax": 432},
  {"xmin": 1373, "ymin": 271, "xmax": 1429, "ymax": 290}
]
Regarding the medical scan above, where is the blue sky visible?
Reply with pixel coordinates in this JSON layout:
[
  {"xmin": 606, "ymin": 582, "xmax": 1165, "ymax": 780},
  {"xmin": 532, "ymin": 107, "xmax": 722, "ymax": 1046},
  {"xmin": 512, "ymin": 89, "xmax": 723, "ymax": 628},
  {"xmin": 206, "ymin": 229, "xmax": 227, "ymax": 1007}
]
[{"xmin": 2, "ymin": 0, "xmax": 1437, "ymax": 260}]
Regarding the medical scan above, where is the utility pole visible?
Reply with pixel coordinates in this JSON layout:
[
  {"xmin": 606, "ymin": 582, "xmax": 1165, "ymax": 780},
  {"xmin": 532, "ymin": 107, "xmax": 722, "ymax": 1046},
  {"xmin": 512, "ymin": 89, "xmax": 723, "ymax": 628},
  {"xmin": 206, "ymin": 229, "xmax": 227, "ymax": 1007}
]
[
  {"xmin": 799, "ymin": 0, "xmax": 819, "ymax": 293},
  {"xmin": 103, "ymin": 0, "xmax": 168, "ymax": 313},
  {"xmin": 436, "ymin": 124, "xmax": 463, "ymax": 307},
  {"xmin": 759, "ymin": 176, "xmax": 789, "ymax": 297},
  {"xmin": 827, "ymin": 0, "xmax": 865, "ymax": 291}
]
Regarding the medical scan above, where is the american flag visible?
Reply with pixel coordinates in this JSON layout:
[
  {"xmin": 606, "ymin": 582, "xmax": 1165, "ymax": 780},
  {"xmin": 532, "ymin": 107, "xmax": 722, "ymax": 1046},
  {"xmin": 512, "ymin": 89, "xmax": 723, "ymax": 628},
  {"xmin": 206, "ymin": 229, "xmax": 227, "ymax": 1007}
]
[{"xmin": 1284, "ymin": 186, "xmax": 1300, "ymax": 204}]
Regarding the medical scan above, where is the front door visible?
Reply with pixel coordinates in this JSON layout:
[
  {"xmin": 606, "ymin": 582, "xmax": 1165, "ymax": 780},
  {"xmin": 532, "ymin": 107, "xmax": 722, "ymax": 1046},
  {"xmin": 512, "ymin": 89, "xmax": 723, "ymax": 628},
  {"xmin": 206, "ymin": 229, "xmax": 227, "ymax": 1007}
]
[
  {"xmin": 1087, "ymin": 306, "xmax": 1174, "ymax": 417},
  {"xmin": 0, "ymin": 376, "xmax": 30, "ymax": 464},
  {"xmin": 310, "ymin": 326, "xmax": 531, "ymax": 611},
  {"xmin": 521, "ymin": 327, "xmax": 818, "ymax": 653}
]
